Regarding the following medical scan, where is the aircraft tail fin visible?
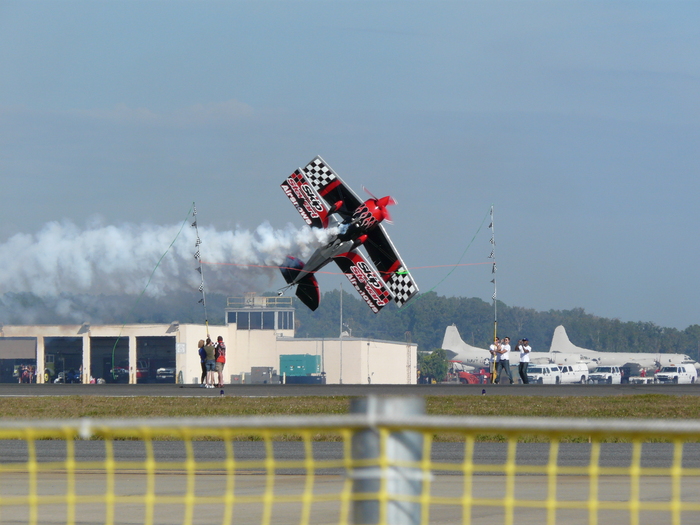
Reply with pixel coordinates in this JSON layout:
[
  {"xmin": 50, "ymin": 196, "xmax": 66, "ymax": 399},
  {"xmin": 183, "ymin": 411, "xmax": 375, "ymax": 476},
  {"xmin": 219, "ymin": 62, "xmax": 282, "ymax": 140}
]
[
  {"xmin": 295, "ymin": 275, "xmax": 320, "ymax": 311},
  {"xmin": 280, "ymin": 256, "xmax": 304, "ymax": 285},
  {"xmin": 550, "ymin": 326, "xmax": 569, "ymax": 352},
  {"xmin": 280, "ymin": 256, "xmax": 320, "ymax": 311},
  {"xmin": 442, "ymin": 325, "xmax": 465, "ymax": 350},
  {"xmin": 550, "ymin": 325, "xmax": 584, "ymax": 353}
]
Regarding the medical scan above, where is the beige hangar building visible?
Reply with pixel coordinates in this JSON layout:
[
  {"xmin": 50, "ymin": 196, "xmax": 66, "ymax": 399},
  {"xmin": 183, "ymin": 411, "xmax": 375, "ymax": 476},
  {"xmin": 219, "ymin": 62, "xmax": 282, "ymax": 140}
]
[{"xmin": 0, "ymin": 295, "xmax": 418, "ymax": 385}]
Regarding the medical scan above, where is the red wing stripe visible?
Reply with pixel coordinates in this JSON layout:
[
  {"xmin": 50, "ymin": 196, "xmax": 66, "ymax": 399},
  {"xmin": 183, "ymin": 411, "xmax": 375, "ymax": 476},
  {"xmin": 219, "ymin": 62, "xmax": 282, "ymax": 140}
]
[
  {"xmin": 319, "ymin": 179, "xmax": 341, "ymax": 197},
  {"xmin": 381, "ymin": 260, "xmax": 402, "ymax": 281}
]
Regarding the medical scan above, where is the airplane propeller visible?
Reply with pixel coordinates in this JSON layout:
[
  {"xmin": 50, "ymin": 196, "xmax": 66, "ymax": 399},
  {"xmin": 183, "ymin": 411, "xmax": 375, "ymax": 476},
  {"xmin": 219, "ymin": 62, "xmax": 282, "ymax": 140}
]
[{"xmin": 363, "ymin": 186, "xmax": 397, "ymax": 223}]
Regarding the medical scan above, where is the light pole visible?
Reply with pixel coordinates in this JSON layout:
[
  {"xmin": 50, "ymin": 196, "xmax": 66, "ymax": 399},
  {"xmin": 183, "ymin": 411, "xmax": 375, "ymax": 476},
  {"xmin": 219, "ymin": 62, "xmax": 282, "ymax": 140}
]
[
  {"xmin": 339, "ymin": 281, "xmax": 343, "ymax": 385},
  {"xmin": 367, "ymin": 340, "xmax": 371, "ymax": 384}
]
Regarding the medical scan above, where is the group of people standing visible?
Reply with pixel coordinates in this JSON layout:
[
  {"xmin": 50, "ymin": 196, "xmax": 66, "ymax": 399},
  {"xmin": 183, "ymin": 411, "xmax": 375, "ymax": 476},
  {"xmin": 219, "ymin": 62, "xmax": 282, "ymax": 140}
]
[
  {"xmin": 17, "ymin": 365, "xmax": 35, "ymax": 383},
  {"xmin": 198, "ymin": 336, "xmax": 226, "ymax": 388},
  {"xmin": 489, "ymin": 336, "xmax": 532, "ymax": 384}
]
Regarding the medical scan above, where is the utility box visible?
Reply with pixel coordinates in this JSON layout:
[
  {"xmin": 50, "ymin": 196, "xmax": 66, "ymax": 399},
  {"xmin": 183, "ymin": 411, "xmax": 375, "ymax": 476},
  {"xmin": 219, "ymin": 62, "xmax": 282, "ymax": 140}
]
[
  {"xmin": 280, "ymin": 354, "xmax": 321, "ymax": 377},
  {"xmin": 251, "ymin": 367, "xmax": 277, "ymax": 384}
]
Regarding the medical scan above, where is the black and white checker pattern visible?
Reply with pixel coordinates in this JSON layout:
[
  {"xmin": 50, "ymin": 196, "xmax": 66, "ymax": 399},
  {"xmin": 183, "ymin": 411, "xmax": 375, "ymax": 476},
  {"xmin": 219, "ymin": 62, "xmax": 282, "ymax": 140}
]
[
  {"xmin": 301, "ymin": 156, "xmax": 337, "ymax": 193},
  {"xmin": 386, "ymin": 268, "xmax": 419, "ymax": 308}
]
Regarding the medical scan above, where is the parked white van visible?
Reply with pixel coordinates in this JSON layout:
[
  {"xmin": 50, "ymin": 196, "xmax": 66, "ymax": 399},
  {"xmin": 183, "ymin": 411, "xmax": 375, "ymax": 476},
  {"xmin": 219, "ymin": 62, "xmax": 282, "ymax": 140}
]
[
  {"xmin": 588, "ymin": 366, "xmax": 622, "ymax": 384},
  {"xmin": 655, "ymin": 365, "xmax": 697, "ymax": 384},
  {"xmin": 526, "ymin": 365, "xmax": 562, "ymax": 384},
  {"xmin": 558, "ymin": 363, "xmax": 589, "ymax": 384}
]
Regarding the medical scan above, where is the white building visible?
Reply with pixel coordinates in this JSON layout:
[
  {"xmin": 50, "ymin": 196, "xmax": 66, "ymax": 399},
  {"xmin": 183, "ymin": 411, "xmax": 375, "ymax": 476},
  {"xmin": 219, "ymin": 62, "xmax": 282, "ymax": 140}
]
[{"xmin": 0, "ymin": 295, "xmax": 417, "ymax": 385}]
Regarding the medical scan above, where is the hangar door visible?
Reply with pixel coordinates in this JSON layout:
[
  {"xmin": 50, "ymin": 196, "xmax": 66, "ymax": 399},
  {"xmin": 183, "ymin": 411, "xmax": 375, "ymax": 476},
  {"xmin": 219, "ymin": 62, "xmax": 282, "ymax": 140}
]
[
  {"xmin": 0, "ymin": 338, "xmax": 36, "ymax": 383},
  {"xmin": 90, "ymin": 337, "xmax": 129, "ymax": 383},
  {"xmin": 137, "ymin": 336, "xmax": 176, "ymax": 383},
  {"xmin": 44, "ymin": 338, "xmax": 83, "ymax": 383}
]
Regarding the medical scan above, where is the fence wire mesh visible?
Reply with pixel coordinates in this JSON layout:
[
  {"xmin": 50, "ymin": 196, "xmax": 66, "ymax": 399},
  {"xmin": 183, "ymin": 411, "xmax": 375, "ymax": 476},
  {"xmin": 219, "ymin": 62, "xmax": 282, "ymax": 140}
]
[{"xmin": 0, "ymin": 415, "xmax": 699, "ymax": 524}]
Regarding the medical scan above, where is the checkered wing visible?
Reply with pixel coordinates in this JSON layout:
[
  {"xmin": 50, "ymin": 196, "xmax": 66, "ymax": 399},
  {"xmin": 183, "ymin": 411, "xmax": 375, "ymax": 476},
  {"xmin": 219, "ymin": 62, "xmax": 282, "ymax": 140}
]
[
  {"xmin": 280, "ymin": 169, "xmax": 330, "ymax": 228},
  {"xmin": 364, "ymin": 225, "xmax": 419, "ymax": 308},
  {"xmin": 301, "ymin": 156, "xmax": 363, "ymax": 220},
  {"xmin": 332, "ymin": 251, "xmax": 392, "ymax": 314}
]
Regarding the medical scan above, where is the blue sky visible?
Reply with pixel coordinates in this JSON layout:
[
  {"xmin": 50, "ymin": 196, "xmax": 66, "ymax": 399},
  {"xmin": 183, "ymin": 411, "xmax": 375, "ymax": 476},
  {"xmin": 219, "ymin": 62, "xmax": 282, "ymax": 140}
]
[{"xmin": 1, "ymin": 1, "xmax": 699, "ymax": 329}]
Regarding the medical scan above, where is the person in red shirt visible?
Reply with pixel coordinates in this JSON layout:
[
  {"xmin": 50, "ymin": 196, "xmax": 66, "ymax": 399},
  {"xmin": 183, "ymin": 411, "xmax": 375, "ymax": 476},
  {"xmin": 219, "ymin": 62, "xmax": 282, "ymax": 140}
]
[{"xmin": 215, "ymin": 336, "xmax": 226, "ymax": 388}]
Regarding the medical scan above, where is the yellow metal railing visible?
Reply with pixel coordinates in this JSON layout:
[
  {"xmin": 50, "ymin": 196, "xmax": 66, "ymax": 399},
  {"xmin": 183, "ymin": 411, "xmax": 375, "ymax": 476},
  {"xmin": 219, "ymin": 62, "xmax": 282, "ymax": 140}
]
[{"xmin": 0, "ymin": 414, "xmax": 699, "ymax": 524}]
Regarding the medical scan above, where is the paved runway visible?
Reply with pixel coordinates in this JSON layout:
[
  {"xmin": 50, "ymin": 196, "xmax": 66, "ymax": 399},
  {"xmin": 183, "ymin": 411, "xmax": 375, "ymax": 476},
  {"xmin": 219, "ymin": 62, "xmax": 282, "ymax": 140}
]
[
  {"xmin": 1, "ymin": 440, "xmax": 698, "ymax": 525},
  {"xmin": 2, "ymin": 440, "xmax": 700, "ymax": 471},
  {"xmin": 0, "ymin": 382, "xmax": 699, "ymax": 397}
]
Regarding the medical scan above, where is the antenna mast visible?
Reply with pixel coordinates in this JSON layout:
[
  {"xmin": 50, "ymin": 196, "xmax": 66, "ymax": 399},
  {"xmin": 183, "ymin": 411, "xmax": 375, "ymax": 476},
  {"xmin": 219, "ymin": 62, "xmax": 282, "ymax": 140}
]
[
  {"xmin": 192, "ymin": 203, "xmax": 210, "ymax": 337},
  {"xmin": 489, "ymin": 206, "xmax": 497, "ymax": 341}
]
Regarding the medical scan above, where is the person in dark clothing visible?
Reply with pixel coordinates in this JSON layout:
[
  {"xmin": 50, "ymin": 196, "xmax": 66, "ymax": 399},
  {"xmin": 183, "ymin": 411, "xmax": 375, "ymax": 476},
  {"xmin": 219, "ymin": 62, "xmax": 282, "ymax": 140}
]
[{"xmin": 198, "ymin": 339, "xmax": 207, "ymax": 387}]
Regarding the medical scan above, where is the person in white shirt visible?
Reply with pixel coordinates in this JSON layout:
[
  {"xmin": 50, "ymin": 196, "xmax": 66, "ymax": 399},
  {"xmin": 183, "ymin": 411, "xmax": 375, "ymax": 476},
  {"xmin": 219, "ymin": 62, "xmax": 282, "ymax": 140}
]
[
  {"xmin": 497, "ymin": 336, "xmax": 514, "ymax": 384},
  {"xmin": 489, "ymin": 337, "xmax": 501, "ymax": 384},
  {"xmin": 518, "ymin": 338, "xmax": 532, "ymax": 384}
]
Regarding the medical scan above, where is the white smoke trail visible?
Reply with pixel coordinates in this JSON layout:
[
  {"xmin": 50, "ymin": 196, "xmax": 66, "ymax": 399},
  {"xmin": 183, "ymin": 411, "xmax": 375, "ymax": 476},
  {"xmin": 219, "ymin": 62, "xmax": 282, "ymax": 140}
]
[{"xmin": 0, "ymin": 219, "xmax": 334, "ymax": 298}]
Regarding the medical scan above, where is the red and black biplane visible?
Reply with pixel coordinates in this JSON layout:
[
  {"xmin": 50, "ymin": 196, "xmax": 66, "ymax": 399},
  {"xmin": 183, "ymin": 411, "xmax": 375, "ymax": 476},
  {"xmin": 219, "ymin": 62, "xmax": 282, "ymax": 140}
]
[{"xmin": 279, "ymin": 156, "xmax": 419, "ymax": 313}]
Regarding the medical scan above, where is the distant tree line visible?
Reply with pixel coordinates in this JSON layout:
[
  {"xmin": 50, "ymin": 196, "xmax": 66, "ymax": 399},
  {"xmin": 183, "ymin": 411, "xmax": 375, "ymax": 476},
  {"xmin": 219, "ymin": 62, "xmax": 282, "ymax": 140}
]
[
  {"xmin": 293, "ymin": 291, "xmax": 700, "ymax": 359},
  {"xmin": 2, "ymin": 291, "xmax": 699, "ymax": 359}
]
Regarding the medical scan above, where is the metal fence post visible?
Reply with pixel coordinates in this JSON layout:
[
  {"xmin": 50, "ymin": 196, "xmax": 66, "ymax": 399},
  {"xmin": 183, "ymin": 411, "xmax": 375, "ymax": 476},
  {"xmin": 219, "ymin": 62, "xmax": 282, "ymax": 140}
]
[{"xmin": 351, "ymin": 396, "xmax": 425, "ymax": 525}]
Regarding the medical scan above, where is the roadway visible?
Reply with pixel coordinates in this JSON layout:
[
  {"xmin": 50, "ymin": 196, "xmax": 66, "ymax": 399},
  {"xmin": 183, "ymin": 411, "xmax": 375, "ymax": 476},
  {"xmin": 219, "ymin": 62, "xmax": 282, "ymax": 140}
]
[
  {"xmin": 1, "ymin": 439, "xmax": 699, "ymax": 471},
  {"xmin": 1, "ymin": 382, "xmax": 699, "ymax": 397},
  {"xmin": 1, "ymin": 439, "xmax": 698, "ymax": 525}
]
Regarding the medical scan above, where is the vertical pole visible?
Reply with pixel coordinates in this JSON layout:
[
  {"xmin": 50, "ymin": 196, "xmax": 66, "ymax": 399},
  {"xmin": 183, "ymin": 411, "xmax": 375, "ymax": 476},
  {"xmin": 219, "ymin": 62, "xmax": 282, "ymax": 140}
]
[
  {"xmin": 489, "ymin": 206, "xmax": 498, "ymax": 384},
  {"xmin": 490, "ymin": 205, "xmax": 497, "ymax": 341},
  {"xmin": 340, "ymin": 283, "xmax": 343, "ymax": 384},
  {"xmin": 129, "ymin": 335, "xmax": 137, "ymax": 384},
  {"xmin": 351, "ymin": 396, "xmax": 425, "ymax": 525},
  {"xmin": 367, "ymin": 340, "xmax": 371, "ymax": 384},
  {"xmin": 82, "ymin": 334, "xmax": 91, "ymax": 384},
  {"xmin": 36, "ymin": 337, "xmax": 45, "ymax": 384}
]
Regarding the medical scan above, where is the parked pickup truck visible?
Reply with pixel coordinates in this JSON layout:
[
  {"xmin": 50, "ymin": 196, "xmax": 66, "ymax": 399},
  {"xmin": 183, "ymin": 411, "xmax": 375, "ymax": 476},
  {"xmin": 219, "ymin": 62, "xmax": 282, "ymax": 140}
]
[
  {"xmin": 527, "ymin": 365, "xmax": 562, "ymax": 384},
  {"xmin": 655, "ymin": 365, "xmax": 697, "ymax": 384},
  {"xmin": 588, "ymin": 366, "xmax": 622, "ymax": 384},
  {"xmin": 558, "ymin": 363, "xmax": 589, "ymax": 384}
]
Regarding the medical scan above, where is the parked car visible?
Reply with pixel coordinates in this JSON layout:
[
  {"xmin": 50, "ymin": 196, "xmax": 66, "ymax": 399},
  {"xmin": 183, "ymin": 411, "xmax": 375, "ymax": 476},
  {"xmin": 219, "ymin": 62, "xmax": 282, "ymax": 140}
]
[
  {"xmin": 109, "ymin": 363, "xmax": 129, "ymax": 383},
  {"xmin": 588, "ymin": 366, "xmax": 622, "ymax": 384},
  {"xmin": 527, "ymin": 365, "xmax": 562, "ymax": 384},
  {"xmin": 54, "ymin": 369, "xmax": 81, "ymax": 384},
  {"xmin": 558, "ymin": 363, "xmax": 589, "ymax": 384},
  {"xmin": 156, "ymin": 367, "xmax": 176, "ymax": 382},
  {"xmin": 655, "ymin": 365, "xmax": 697, "ymax": 384},
  {"xmin": 136, "ymin": 360, "xmax": 150, "ymax": 381}
]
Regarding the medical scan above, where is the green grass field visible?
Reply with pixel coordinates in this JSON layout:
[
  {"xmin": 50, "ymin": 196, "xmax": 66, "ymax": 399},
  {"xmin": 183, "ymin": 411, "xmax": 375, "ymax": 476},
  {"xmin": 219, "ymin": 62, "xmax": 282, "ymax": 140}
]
[{"xmin": 0, "ymin": 394, "xmax": 695, "ymax": 419}]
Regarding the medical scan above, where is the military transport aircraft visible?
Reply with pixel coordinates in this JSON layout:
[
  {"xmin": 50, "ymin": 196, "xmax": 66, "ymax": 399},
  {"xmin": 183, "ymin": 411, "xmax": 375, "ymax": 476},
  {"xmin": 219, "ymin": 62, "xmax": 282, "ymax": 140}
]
[
  {"xmin": 441, "ymin": 324, "xmax": 699, "ymax": 375},
  {"xmin": 279, "ymin": 156, "xmax": 418, "ymax": 313},
  {"xmin": 548, "ymin": 325, "xmax": 699, "ymax": 374}
]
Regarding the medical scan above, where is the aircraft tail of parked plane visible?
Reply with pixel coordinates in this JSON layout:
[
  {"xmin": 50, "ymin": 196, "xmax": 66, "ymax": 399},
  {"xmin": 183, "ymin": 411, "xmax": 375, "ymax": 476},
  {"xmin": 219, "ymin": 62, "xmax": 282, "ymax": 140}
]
[
  {"xmin": 441, "ymin": 325, "xmax": 492, "ymax": 370},
  {"xmin": 441, "ymin": 325, "xmax": 550, "ymax": 370}
]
